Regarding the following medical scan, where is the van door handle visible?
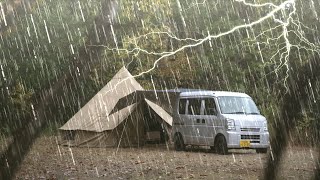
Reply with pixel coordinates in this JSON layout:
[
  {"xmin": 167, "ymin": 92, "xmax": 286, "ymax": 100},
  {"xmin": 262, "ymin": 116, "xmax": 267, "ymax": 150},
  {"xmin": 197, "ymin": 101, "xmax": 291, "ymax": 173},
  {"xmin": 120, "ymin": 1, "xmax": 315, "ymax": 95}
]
[{"xmin": 196, "ymin": 119, "xmax": 205, "ymax": 123}]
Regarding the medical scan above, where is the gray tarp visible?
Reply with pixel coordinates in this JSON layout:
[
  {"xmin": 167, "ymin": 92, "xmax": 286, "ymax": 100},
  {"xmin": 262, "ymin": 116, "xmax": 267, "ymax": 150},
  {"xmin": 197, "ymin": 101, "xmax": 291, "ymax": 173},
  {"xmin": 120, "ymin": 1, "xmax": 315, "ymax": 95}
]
[{"xmin": 145, "ymin": 98, "xmax": 172, "ymax": 126}]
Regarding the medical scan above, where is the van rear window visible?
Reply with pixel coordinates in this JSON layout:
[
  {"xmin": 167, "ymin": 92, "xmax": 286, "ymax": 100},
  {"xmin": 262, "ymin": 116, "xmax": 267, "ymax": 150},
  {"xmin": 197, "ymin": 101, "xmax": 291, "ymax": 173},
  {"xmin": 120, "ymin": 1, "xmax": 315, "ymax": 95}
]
[
  {"xmin": 178, "ymin": 99, "xmax": 187, "ymax": 114},
  {"xmin": 179, "ymin": 98, "xmax": 217, "ymax": 115}
]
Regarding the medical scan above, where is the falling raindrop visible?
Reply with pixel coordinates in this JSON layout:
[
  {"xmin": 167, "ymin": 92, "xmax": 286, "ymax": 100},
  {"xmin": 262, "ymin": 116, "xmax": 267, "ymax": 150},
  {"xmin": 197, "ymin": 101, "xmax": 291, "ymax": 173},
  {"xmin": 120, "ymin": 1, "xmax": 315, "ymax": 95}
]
[{"xmin": 0, "ymin": 3, "xmax": 7, "ymax": 26}]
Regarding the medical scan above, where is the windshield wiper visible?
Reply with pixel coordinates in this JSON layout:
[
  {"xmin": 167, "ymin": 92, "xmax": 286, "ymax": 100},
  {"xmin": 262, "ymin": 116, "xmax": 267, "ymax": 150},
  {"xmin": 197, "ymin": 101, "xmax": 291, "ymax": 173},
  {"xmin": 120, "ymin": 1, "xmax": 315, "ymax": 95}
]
[{"xmin": 246, "ymin": 112, "xmax": 260, "ymax": 115}]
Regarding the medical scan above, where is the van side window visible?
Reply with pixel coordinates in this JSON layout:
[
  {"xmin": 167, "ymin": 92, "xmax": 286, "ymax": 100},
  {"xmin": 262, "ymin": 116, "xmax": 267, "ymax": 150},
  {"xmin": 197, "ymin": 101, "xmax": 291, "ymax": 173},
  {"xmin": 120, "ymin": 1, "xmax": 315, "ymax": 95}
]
[
  {"xmin": 178, "ymin": 99, "xmax": 187, "ymax": 114},
  {"xmin": 204, "ymin": 98, "xmax": 217, "ymax": 115},
  {"xmin": 187, "ymin": 99, "xmax": 201, "ymax": 115}
]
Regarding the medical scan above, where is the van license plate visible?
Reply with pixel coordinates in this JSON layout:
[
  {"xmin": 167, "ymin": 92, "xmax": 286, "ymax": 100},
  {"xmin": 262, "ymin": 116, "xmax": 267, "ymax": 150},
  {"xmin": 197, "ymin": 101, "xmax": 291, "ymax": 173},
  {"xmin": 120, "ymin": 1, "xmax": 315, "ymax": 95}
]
[{"xmin": 240, "ymin": 140, "xmax": 250, "ymax": 147}]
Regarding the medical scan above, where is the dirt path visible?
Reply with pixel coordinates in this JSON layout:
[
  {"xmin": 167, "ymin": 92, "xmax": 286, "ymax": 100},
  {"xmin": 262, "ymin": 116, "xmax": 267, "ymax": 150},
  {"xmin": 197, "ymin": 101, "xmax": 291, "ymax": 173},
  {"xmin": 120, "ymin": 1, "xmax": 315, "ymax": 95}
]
[{"xmin": 14, "ymin": 136, "xmax": 318, "ymax": 179}]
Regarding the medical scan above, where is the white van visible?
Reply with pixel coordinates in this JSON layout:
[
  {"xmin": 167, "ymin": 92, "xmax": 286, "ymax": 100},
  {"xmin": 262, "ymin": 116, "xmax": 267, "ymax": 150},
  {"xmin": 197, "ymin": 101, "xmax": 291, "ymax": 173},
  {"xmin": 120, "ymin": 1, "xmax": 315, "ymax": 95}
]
[{"xmin": 172, "ymin": 90, "xmax": 269, "ymax": 154}]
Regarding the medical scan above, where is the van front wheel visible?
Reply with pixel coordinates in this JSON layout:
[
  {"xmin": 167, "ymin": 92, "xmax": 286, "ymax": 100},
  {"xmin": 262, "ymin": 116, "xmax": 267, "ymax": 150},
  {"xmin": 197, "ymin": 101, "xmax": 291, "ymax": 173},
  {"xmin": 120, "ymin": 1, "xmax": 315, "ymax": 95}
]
[
  {"xmin": 174, "ymin": 134, "xmax": 185, "ymax": 151},
  {"xmin": 215, "ymin": 136, "xmax": 228, "ymax": 155}
]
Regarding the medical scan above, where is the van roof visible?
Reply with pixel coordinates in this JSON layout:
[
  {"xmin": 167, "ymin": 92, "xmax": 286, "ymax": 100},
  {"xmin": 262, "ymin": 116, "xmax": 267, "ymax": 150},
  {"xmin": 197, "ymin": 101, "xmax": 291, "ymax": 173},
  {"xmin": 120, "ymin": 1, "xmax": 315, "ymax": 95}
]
[
  {"xmin": 179, "ymin": 90, "xmax": 250, "ymax": 98},
  {"xmin": 140, "ymin": 89, "xmax": 250, "ymax": 98}
]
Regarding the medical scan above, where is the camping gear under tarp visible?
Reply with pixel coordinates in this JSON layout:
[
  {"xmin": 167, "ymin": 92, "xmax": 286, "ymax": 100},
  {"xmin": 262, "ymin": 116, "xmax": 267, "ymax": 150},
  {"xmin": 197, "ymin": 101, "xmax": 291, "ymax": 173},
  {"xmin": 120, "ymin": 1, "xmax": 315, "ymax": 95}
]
[{"xmin": 59, "ymin": 67, "xmax": 174, "ymax": 147}]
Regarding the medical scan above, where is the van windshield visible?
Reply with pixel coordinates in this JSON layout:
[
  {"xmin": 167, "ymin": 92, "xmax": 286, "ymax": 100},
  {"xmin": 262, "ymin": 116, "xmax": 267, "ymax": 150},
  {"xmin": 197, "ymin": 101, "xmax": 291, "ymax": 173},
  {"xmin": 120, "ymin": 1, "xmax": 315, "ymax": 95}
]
[{"xmin": 217, "ymin": 96, "xmax": 260, "ymax": 115}]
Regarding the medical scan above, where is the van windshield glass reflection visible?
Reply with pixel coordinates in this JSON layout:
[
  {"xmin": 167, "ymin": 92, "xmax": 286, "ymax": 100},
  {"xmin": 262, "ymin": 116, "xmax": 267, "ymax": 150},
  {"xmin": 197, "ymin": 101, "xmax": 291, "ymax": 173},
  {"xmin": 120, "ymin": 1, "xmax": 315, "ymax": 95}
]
[{"xmin": 217, "ymin": 96, "xmax": 260, "ymax": 115}]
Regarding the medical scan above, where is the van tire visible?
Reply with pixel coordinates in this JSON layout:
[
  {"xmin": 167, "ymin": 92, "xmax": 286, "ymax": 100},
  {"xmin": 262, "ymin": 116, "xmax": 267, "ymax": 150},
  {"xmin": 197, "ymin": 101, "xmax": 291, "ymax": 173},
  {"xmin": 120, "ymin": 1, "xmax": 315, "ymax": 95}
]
[
  {"xmin": 215, "ymin": 135, "xmax": 228, "ymax": 155},
  {"xmin": 174, "ymin": 134, "xmax": 185, "ymax": 151},
  {"xmin": 256, "ymin": 148, "xmax": 267, "ymax": 153}
]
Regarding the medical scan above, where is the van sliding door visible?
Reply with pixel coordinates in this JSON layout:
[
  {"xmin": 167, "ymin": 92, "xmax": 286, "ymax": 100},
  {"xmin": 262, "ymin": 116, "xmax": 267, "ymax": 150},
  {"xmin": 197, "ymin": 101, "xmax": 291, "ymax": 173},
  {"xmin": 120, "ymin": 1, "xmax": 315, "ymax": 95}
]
[
  {"xmin": 186, "ymin": 98, "xmax": 204, "ymax": 145},
  {"xmin": 201, "ymin": 98, "xmax": 219, "ymax": 146}
]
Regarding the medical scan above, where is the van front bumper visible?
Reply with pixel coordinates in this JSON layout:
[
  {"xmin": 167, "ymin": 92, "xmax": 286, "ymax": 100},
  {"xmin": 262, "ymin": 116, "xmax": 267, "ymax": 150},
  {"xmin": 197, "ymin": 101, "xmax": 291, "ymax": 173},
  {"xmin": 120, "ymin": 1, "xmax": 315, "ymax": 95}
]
[{"xmin": 226, "ymin": 131, "xmax": 269, "ymax": 149}]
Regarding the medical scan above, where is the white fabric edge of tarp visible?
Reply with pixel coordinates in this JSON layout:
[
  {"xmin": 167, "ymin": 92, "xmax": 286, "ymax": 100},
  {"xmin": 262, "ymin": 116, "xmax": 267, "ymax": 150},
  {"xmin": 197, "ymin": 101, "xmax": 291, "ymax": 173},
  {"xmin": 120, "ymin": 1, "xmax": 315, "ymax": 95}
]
[
  {"xmin": 60, "ymin": 77, "xmax": 142, "ymax": 130},
  {"xmin": 98, "ymin": 102, "xmax": 138, "ymax": 132},
  {"xmin": 144, "ymin": 98, "xmax": 172, "ymax": 126},
  {"xmin": 59, "ymin": 66, "xmax": 143, "ymax": 131},
  {"xmin": 60, "ymin": 103, "xmax": 138, "ymax": 131}
]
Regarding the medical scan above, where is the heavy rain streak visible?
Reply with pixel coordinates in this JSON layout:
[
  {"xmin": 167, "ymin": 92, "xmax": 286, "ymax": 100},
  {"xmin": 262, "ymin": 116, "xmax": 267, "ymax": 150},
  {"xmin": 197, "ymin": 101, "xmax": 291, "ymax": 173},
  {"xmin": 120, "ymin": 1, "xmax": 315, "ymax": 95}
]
[{"xmin": 0, "ymin": 0, "xmax": 319, "ymax": 179}]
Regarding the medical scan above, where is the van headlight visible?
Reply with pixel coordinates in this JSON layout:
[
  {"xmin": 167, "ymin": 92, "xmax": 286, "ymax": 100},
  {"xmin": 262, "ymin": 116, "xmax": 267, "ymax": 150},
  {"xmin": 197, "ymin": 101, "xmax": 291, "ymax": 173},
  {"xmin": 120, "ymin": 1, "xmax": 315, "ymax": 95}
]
[
  {"xmin": 227, "ymin": 119, "xmax": 236, "ymax": 130},
  {"xmin": 263, "ymin": 122, "xmax": 268, "ymax": 131}
]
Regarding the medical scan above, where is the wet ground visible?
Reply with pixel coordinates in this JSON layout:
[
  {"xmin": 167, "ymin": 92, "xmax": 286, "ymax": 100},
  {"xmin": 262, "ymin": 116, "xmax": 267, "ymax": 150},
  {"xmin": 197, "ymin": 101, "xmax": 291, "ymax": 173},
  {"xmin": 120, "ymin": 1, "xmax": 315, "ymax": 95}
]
[{"xmin": 14, "ymin": 136, "xmax": 318, "ymax": 179}]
